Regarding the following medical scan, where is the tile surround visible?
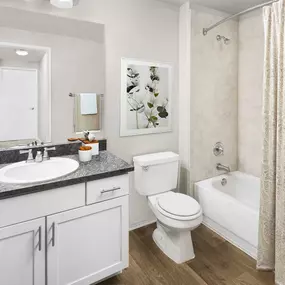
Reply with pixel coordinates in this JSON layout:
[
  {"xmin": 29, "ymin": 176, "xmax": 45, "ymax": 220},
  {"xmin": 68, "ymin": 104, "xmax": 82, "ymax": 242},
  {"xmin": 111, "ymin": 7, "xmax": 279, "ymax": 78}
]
[
  {"xmin": 190, "ymin": 9, "xmax": 238, "ymax": 185},
  {"xmin": 238, "ymin": 12, "xmax": 263, "ymax": 178},
  {"xmin": 190, "ymin": 9, "xmax": 263, "ymax": 184}
]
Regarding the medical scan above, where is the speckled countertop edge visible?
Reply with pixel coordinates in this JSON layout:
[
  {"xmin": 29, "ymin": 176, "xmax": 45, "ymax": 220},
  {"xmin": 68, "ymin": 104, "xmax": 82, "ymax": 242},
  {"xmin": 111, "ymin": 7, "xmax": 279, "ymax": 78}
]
[{"xmin": 0, "ymin": 151, "xmax": 134, "ymax": 200}]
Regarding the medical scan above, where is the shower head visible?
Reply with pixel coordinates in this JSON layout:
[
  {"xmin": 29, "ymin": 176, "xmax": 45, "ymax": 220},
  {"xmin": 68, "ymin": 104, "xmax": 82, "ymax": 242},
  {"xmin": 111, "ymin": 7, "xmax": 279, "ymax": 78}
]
[{"xmin": 216, "ymin": 35, "xmax": 231, "ymax": 45}]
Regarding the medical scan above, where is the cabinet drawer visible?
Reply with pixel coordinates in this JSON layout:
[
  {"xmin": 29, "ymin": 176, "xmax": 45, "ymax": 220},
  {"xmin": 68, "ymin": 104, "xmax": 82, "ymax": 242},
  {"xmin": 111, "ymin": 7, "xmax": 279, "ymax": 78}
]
[
  {"xmin": 0, "ymin": 184, "xmax": 85, "ymax": 228},
  {"xmin": 86, "ymin": 174, "xmax": 129, "ymax": 205}
]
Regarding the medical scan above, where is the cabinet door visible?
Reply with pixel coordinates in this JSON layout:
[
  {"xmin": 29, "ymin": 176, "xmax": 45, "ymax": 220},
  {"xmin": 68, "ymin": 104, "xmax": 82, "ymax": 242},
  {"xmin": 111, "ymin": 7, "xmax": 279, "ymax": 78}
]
[
  {"xmin": 47, "ymin": 195, "xmax": 129, "ymax": 285},
  {"xmin": 0, "ymin": 218, "xmax": 45, "ymax": 285}
]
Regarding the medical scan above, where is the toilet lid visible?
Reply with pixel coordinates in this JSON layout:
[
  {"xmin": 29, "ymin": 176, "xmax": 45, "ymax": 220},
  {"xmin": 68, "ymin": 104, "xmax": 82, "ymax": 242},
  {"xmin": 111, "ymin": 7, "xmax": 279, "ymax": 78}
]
[{"xmin": 157, "ymin": 192, "xmax": 201, "ymax": 217}]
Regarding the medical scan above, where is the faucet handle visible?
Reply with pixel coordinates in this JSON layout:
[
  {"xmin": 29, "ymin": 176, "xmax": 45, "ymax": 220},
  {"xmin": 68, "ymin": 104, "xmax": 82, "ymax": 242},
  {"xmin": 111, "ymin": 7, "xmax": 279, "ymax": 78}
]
[
  {"xmin": 43, "ymin": 147, "xmax": 56, "ymax": 161},
  {"xmin": 45, "ymin": 147, "xmax": 56, "ymax": 151},
  {"xmin": 19, "ymin": 149, "xmax": 30, "ymax": 154},
  {"xmin": 19, "ymin": 149, "xmax": 34, "ymax": 163}
]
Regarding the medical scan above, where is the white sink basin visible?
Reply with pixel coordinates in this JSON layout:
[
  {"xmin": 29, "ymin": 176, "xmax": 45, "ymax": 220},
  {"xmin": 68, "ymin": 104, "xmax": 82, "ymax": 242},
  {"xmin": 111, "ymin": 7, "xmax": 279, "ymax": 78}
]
[{"xmin": 0, "ymin": 158, "xmax": 79, "ymax": 184}]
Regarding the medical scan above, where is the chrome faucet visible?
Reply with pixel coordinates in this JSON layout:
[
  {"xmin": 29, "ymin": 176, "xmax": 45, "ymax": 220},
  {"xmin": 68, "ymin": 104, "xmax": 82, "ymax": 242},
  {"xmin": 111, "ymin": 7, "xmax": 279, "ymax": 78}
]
[
  {"xmin": 35, "ymin": 151, "xmax": 43, "ymax": 163},
  {"xmin": 19, "ymin": 147, "xmax": 56, "ymax": 163},
  {"xmin": 19, "ymin": 149, "xmax": 34, "ymax": 163},
  {"xmin": 27, "ymin": 140, "xmax": 44, "ymax": 147},
  {"xmin": 216, "ymin": 163, "xmax": 231, "ymax": 173}
]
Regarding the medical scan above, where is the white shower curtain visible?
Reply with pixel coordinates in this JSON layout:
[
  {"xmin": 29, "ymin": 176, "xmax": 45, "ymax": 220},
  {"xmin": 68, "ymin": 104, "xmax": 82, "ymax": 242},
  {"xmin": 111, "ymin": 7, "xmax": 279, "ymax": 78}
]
[{"xmin": 257, "ymin": 1, "xmax": 285, "ymax": 284}]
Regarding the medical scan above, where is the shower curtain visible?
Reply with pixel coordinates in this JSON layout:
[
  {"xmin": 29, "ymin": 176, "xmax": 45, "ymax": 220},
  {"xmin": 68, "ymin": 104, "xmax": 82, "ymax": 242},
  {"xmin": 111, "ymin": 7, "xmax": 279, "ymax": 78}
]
[{"xmin": 257, "ymin": 1, "xmax": 285, "ymax": 284}]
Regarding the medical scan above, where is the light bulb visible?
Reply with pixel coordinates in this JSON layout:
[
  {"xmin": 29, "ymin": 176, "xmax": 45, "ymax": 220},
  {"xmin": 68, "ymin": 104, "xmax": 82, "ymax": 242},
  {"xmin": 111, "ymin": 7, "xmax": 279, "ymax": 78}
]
[
  {"xmin": 15, "ymin": 49, "xmax": 29, "ymax": 56},
  {"xmin": 50, "ymin": 0, "xmax": 73, "ymax": 9}
]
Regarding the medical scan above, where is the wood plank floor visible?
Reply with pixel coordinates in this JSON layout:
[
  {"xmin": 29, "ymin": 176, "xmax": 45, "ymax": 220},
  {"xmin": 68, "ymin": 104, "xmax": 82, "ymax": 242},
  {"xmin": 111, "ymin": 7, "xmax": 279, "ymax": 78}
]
[{"xmin": 99, "ymin": 224, "xmax": 274, "ymax": 285}]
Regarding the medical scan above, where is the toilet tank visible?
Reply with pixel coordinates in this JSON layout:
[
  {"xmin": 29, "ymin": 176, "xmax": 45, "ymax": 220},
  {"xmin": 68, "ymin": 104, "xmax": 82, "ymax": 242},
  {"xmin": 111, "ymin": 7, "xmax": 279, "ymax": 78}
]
[{"xmin": 133, "ymin": 152, "xmax": 179, "ymax": 196}]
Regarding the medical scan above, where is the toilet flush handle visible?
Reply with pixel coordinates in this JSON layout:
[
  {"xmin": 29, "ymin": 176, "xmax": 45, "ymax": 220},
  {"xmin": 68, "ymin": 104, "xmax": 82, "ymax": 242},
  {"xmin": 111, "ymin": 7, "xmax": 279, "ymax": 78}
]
[{"xmin": 142, "ymin": 166, "xmax": 149, "ymax": 172}]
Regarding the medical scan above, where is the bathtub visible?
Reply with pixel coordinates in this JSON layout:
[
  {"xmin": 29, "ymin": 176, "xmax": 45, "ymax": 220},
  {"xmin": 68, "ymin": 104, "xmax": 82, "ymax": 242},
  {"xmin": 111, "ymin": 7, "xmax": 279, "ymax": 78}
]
[{"xmin": 194, "ymin": 171, "xmax": 260, "ymax": 259}]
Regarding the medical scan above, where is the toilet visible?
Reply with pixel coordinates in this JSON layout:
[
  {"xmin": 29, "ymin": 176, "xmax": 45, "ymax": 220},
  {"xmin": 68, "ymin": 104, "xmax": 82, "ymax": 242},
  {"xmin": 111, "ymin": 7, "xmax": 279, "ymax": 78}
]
[{"xmin": 133, "ymin": 152, "xmax": 203, "ymax": 264}]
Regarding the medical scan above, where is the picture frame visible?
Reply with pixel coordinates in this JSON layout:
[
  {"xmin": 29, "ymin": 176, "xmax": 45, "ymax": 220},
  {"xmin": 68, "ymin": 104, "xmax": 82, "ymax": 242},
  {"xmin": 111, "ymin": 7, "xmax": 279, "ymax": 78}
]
[{"xmin": 120, "ymin": 58, "xmax": 172, "ymax": 137}]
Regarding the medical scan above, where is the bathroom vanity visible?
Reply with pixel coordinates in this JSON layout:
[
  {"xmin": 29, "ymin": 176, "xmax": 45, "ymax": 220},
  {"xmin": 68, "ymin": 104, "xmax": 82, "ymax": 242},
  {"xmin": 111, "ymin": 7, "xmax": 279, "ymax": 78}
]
[
  {"xmin": 0, "ymin": 5, "xmax": 127, "ymax": 285},
  {"xmin": 0, "ymin": 151, "xmax": 133, "ymax": 285}
]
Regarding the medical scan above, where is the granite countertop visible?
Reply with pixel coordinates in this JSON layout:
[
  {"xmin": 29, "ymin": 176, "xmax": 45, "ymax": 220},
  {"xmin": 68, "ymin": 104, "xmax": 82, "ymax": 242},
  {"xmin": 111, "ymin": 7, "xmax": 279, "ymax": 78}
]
[{"xmin": 0, "ymin": 151, "xmax": 134, "ymax": 200}]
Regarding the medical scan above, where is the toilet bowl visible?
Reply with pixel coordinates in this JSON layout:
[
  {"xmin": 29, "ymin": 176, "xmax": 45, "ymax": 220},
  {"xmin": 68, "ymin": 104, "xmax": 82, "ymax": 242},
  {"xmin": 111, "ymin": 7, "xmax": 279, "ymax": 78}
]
[
  {"xmin": 133, "ymin": 152, "xmax": 203, "ymax": 264},
  {"xmin": 148, "ymin": 191, "xmax": 203, "ymax": 263}
]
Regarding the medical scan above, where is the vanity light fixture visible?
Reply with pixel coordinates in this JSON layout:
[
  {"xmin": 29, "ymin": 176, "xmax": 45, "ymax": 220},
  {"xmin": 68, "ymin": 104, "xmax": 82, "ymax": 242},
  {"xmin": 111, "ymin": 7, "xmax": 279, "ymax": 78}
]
[
  {"xmin": 15, "ymin": 49, "xmax": 29, "ymax": 56},
  {"xmin": 50, "ymin": 0, "xmax": 79, "ymax": 8}
]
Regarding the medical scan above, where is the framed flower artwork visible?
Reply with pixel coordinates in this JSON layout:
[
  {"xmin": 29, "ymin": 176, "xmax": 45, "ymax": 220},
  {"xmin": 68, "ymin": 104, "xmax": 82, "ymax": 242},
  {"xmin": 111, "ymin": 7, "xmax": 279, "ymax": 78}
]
[{"xmin": 120, "ymin": 58, "xmax": 172, "ymax": 137}]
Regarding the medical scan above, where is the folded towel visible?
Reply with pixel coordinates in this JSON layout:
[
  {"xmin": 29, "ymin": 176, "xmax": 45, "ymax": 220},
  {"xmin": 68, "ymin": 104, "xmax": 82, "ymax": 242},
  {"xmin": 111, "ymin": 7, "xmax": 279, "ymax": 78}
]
[{"xmin": 80, "ymin": 93, "xmax": 97, "ymax": 115}]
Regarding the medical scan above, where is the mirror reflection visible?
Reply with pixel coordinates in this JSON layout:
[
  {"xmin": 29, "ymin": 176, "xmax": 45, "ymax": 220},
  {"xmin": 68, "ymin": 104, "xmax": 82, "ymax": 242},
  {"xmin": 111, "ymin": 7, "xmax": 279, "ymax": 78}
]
[
  {"xmin": 0, "ymin": 44, "xmax": 51, "ymax": 146},
  {"xmin": 0, "ymin": 6, "xmax": 105, "ymax": 149},
  {"xmin": 73, "ymin": 93, "xmax": 102, "ymax": 134}
]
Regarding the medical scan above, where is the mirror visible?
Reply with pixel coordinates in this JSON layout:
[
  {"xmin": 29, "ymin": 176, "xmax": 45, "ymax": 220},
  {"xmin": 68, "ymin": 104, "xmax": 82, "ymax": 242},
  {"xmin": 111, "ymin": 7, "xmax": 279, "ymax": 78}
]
[
  {"xmin": 0, "ymin": 44, "xmax": 51, "ymax": 147},
  {"xmin": 0, "ymin": 6, "xmax": 105, "ymax": 149}
]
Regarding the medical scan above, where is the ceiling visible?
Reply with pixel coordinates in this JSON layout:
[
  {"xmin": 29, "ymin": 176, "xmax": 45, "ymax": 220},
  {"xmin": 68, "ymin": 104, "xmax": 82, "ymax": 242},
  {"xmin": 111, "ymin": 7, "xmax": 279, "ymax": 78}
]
[
  {"xmin": 0, "ymin": 46, "xmax": 45, "ymax": 64},
  {"xmin": 0, "ymin": 0, "xmax": 272, "ymax": 14},
  {"xmin": 159, "ymin": 0, "xmax": 272, "ymax": 13}
]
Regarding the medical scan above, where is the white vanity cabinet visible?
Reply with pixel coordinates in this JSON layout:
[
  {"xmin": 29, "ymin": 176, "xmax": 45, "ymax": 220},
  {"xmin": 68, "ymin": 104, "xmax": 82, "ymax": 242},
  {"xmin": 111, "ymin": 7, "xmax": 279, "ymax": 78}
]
[
  {"xmin": 0, "ymin": 218, "xmax": 45, "ymax": 285},
  {"xmin": 0, "ymin": 174, "xmax": 130, "ymax": 285},
  {"xmin": 47, "ymin": 196, "xmax": 129, "ymax": 285}
]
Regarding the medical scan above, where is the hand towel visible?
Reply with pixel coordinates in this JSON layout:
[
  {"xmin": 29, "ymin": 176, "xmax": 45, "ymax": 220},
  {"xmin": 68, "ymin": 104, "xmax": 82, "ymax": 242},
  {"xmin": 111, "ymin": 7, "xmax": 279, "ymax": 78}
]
[{"xmin": 80, "ymin": 93, "xmax": 97, "ymax": 115}]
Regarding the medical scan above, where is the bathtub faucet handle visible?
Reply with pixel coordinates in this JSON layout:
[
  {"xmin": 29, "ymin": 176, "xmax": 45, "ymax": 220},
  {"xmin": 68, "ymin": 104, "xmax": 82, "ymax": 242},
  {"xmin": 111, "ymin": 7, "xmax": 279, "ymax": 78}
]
[{"xmin": 213, "ymin": 142, "xmax": 224, "ymax": 156}]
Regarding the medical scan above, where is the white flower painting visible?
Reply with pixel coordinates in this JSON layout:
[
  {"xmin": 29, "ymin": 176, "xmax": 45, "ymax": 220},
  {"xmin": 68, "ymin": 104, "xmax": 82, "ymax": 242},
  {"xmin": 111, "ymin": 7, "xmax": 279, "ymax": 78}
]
[{"xmin": 120, "ymin": 58, "xmax": 172, "ymax": 137}]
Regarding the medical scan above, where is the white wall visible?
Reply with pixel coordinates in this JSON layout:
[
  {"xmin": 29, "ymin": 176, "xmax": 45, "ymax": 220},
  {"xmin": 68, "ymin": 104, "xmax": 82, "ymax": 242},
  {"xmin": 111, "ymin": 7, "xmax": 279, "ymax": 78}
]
[
  {"xmin": 179, "ymin": 2, "xmax": 191, "ymax": 195},
  {"xmin": 0, "ymin": 0, "xmax": 179, "ymax": 229},
  {"xmin": 238, "ymin": 11, "xmax": 264, "ymax": 178},
  {"xmin": 190, "ymin": 7, "xmax": 238, "ymax": 185}
]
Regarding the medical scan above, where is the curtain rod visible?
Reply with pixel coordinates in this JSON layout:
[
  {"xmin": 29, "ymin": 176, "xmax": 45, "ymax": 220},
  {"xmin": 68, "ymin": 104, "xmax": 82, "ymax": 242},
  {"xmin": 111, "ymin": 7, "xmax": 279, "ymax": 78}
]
[{"xmin": 203, "ymin": 0, "xmax": 278, "ymax": 35}]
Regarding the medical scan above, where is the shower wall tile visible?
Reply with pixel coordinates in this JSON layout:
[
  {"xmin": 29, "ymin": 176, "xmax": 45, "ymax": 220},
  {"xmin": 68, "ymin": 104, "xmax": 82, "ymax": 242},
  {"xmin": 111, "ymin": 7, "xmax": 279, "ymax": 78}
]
[
  {"xmin": 190, "ymin": 9, "xmax": 238, "ymax": 185},
  {"xmin": 238, "ymin": 11, "xmax": 264, "ymax": 178}
]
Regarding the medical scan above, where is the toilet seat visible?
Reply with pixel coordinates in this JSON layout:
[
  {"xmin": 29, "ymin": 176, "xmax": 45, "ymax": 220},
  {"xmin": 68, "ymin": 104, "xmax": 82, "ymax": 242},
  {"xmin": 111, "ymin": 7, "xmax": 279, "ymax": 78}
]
[{"xmin": 157, "ymin": 192, "xmax": 202, "ymax": 221}]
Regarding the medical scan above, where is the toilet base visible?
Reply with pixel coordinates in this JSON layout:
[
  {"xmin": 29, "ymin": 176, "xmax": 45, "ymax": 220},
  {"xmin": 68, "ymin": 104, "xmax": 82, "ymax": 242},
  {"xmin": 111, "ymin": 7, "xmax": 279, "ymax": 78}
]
[{"xmin": 152, "ymin": 222, "xmax": 195, "ymax": 264}]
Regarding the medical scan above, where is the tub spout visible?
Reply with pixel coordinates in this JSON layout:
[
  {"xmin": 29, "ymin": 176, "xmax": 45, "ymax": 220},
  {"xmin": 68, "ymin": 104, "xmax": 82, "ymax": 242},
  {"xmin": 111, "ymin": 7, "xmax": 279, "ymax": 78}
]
[{"xmin": 216, "ymin": 163, "xmax": 231, "ymax": 173}]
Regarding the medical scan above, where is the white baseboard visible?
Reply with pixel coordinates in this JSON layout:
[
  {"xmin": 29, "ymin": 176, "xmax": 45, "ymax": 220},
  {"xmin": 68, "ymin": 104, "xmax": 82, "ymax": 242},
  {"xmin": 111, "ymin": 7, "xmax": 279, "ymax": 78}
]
[{"xmin": 129, "ymin": 219, "xmax": 157, "ymax": 231}]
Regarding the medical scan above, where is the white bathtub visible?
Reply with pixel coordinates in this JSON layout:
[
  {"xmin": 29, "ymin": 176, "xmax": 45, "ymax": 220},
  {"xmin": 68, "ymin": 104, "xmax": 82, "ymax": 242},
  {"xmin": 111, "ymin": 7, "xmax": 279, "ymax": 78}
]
[{"xmin": 195, "ymin": 171, "xmax": 260, "ymax": 259}]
